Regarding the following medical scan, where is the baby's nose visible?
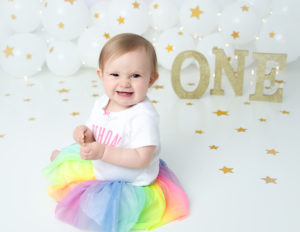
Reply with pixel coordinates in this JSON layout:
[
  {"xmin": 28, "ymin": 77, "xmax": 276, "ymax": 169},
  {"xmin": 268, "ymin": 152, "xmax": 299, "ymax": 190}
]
[{"xmin": 120, "ymin": 78, "xmax": 131, "ymax": 88}]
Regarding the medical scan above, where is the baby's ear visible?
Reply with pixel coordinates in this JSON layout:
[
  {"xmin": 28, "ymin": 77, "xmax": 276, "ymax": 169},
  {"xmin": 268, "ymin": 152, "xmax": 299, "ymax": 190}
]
[
  {"xmin": 149, "ymin": 72, "xmax": 159, "ymax": 87},
  {"xmin": 97, "ymin": 69, "xmax": 104, "ymax": 81}
]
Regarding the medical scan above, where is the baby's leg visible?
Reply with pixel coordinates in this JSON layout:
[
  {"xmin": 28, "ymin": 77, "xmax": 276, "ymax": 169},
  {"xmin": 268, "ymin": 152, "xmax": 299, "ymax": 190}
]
[{"xmin": 50, "ymin": 149, "xmax": 60, "ymax": 161}]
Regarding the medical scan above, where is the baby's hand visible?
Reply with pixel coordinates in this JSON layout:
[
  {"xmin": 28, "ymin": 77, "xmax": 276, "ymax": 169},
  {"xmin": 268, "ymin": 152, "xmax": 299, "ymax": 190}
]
[
  {"xmin": 73, "ymin": 125, "xmax": 94, "ymax": 145},
  {"xmin": 80, "ymin": 142, "xmax": 105, "ymax": 160}
]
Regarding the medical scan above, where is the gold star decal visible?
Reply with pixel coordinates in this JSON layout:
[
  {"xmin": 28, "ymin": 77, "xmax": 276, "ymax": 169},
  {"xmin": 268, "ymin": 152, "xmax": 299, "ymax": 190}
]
[
  {"xmin": 132, "ymin": 1, "xmax": 140, "ymax": 8},
  {"xmin": 91, "ymin": 80, "xmax": 97, "ymax": 83},
  {"xmin": 236, "ymin": 127, "xmax": 247, "ymax": 132},
  {"xmin": 154, "ymin": 85, "xmax": 164, "ymax": 89},
  {"xmin": 241, "ymin": 5, "xmax": 249, "ymax": 11},
  {"xmin": 166, "ymin": 44, "xmax": 173, "ymax": 52},
  {"xmin": 92, "ymin": 94, "xmax": 99, "ymax": 97},
  {"xmin": 58, "ymin": 22, "xmax": 64, "ymax": 29},
  {"xmin": 28, "ymin": 117, "xmax": 36, "ymax": 121},
  {"xmin": 44, "ymin": 2, "xmax": 48, "ymax": 7},
  {"xmin": 153, "ymin": 3, "xmax": 159, "ymax": 9},
  {"xmin": 58, "ymin": 88, "xmax": 69, "ymax": 93},
  {"xmin": 178, "ymin": 31, "xmax": 183, "ymax": 35},
  {"xmin": 0, "ymin": 134, "xmax": 5, "ymax": 138},
  {"xmin": 281, "ymin": 110, "xmax": 290, "ymax": 115},
  {"xmin": 26, "ymin": 54, "xmax": 32, "ymax": 59},
  {"xmin": 92, "ymin": 85, "xmax": 97, "ymax": 88},
  {"xmin": 209, "ymin": 145, "xmax": 219, "ymax": 150},
  {"xmin": 227, "ymin": 57, "xmax": 232, "ymax": 62},
  {"xmin": 62, "ymin": 98, "xmax": 69, "ymax": 102},
  {"xmin": 24, "ymin": 98, "xmax": 31, "ymax": 102},
  {"xmin": 195, "ymin": 130, "xmax": 203, "ymax": 134},
  {"xmin": 64, "ymin": 0, "xmax": 74, "ymax": 5},
  {"xmin": 231, "ymin": 31, "xmax": 240, "ymax": 39},
  {"xmin": 213, "ymin": 110, "xmax": 229, "ymax": 116},
  {"xmin": 269, "ymin": 32, "xmax": 275, "ymax": 38},
  {"xmin": 4, "ymin": 93, "xmax": 10, "ymax": 96},
  {"xmin": 11, "ymin": 14, "xmax": 16, "ymax": 20},
  {"xmin": 190, "ymin": 5, "xmax": 204, "ymax": 19},
  {"xmin": 266, "ymin": 149, "xmax": 279, "ymax": 155},
  {"xmin": 71, "ymin": 112, "xmax": 79, "ymax": 116},
  {"xmin": 219, "ymin": 166, "xmax": 233, "ymax": 174},
  {"xmin": 261, "ymin": 176, "xmax": 277, "ymax": 184},
  {"xmin": 94, "ymin": 13, "xmax": 99, "ymax": 18},
  {"xmin": 27, "ymin": 83, "xmax": 34, "ymax": 87},
  {"xmin": 152, "ymin": 100, "xmax": 158, "ymax": 104},
  {"xmin": 186, "ymin": 102, "xmax": 193, "ymax": 106},
  {"xmin": 3, "ymin": 45, "xmax": 14, "ymax": 58},
  {"xmin": 117, "ymin": 16, "xmax": 125, "ymax": 24},
  {"xmin": 244, "ymin": 101, "xmax": 250, "ymax": 105},
  {"xmin": 259, "ymin": 118, "xmax": 267, "ymax": 122},
  {"xmin": 49, "ymin": 47, "xmax": 54, "ymax": 53},
  {"xmin": 104, "ymin": 33, "xmax": 110, "ymax": 39}
]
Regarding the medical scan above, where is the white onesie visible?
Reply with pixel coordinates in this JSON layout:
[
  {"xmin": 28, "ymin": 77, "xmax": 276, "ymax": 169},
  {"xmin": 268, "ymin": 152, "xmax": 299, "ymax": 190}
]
[{"xmin": 86, "ymin": 95, "xmax": 160, "ymax": 186}]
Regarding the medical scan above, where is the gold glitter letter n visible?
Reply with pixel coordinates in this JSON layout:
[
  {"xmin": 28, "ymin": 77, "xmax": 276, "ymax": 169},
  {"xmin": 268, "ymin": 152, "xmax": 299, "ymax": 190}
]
[{"xmin": 210, "ymin": 48, "xmax": 249, "ymax": 96}]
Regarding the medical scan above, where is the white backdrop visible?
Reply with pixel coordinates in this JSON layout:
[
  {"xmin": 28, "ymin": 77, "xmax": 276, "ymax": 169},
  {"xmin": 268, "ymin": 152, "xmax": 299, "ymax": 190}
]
[{"xmin": 0, "ymin": 0, "xmax": 299, "ymax": 78}]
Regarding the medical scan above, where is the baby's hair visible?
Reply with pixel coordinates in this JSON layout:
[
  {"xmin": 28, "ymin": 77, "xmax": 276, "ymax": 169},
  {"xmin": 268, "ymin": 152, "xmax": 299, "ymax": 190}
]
[{"xmin": 99, "ymin": 33, "xmax": 158, "ymax": 83}]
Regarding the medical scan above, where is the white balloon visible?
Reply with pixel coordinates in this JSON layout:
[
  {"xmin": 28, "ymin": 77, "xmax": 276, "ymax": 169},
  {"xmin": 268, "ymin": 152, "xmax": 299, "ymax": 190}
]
[
  {"xmin": 46, "ymin": 40, "xmax": 81, "ymax": 76},
  {"xmin": 179, "ymin": 0, "xmax": 219, "ymax": 36},
  {"xmin": 232, "ymin": 40, "xmax": 255, "ymax": 68},
  {"xmin": 196, "ymin": 33, "xmax": 234, "ymax": 72},
  {"xmin": 84, "ymin": 0, "xmax": 103, "ymax": 9},
  {"xmin": 156, "ymin": 28, "xmax": 195, "ymax": 70},
  {"xmin": 255, "ymin": 15, "xmax": 298, "ymax": 63},
  {"xmin": 149, "ymin": 0, "xmax": 179, "ymax": 31},
  {"xmin": 215, "ymin": 0, "xmax": 237, "ymax": 11},
  {"xmin": 0, "ymin": 12, "xmax": 13, "ymax": 47},
  {"xmin": 89, "ymin": 1, "xmax": 110, "ymax": 27},
  {"xmin": 173, "ymin": 0, "xmax": 184, "ymax": 8},
  {"xmin": 41, "ymin": 0, "xmax": 90, "ymax": 40},
  {"xmin": 78, "ymin": 26, "xmax": 115, "ymax": 68},
  {"xmin": 108, "ymin": 0, "xmax": 150, "ymax": 35},
  {"xmin": 35, "ymin": 27, "xmax": 56, "ymax": 45},
  {"xmin": 239, "ymin": 0, "xmax": 272, "ymax": 17},
  {"xmin": 219, "ymin": 2, "xmax": 261, "ymax": 45},
  {"xmin": 142, "ymin": 27, "xmax": 162, "ymax": 45},
  {"xmin": 271, "ymin": 0, "xmax": 300, "ymax": 16},
  {"xmin": 271, "ymin": 0, "xmax": 300, "ymax": 59},
  {"xmin": 0, "ymin": 33, "xmax": 47, "ymax": 78},
  {"xmin": 2, "ymin": 0, "xmax": 41, "ymax": 33}
]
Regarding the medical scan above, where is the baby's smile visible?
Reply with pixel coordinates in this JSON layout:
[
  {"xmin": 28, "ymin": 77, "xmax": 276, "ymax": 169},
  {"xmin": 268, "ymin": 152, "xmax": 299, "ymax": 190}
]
[{"xmin": 116, "ymin": 91, "xmax": 134, "ymax": 97}]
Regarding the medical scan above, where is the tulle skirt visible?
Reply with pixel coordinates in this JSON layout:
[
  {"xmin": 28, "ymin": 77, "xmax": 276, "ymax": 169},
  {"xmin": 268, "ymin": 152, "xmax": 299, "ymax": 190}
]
[{"xmin": 43, "ymin": 143, "xmax": 189, "ymax": 232}]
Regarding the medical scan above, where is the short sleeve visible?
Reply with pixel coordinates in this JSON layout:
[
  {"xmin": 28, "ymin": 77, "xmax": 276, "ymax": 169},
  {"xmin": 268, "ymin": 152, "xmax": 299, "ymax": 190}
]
[{"xmin": 129, "ymin": 112, "xmax": 160, "ymax": 148}]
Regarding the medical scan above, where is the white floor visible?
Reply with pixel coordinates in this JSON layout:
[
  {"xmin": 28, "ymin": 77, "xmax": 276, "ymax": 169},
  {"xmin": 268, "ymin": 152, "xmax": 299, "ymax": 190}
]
[{"xmin": 1, "ymin": 58, "xmax": 300, "ymax": 232}]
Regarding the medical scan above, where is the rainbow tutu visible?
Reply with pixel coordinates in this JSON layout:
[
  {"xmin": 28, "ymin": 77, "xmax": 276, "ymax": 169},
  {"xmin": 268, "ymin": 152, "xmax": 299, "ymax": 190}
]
[{"xmin": 43, "ymin": 143, "xmax": 189, "ymax": 231}]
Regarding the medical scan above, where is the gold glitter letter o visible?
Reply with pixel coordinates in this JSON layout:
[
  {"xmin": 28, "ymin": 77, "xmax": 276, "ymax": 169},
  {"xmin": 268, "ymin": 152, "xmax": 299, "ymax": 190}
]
[{"xmin": 172, "ymin": 50, "xmax": 210, "ymax": 99}]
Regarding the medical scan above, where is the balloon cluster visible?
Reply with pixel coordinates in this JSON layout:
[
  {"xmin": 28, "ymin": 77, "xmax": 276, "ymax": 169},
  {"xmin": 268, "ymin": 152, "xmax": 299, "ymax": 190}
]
[{"xmin": 0, "ymin": 0, "xmax": 299, "ymax": 78}]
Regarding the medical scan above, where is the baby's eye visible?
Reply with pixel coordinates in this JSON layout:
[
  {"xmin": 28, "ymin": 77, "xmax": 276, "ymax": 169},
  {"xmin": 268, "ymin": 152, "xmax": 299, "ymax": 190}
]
[
  {"xmin": 131, "ymin": 74, "xmax": 140, "ymax": 78},
  {"xmin": 110, "ymin": 73, "xmax": 119, "ymax": 77}
]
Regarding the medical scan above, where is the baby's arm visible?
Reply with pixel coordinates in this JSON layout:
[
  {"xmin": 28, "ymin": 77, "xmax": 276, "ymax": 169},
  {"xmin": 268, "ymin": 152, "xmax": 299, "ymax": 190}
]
[
  {"xmin": 102, "ymin": 146, "xmax": 156, "ymax": 169},
  {"xmin": 80, "ymin": 143, "xmax": 156, "ymax": 169},
  {"xmin": 73, "ymin": 125, "xmax": 95, "ymax": 144}
]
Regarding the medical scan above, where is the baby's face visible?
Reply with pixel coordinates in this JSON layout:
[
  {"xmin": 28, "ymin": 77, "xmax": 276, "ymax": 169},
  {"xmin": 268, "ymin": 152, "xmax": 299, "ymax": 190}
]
[{"xmin": 98, "ymin": 48, "xmax": 153, "ymax": 112}]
